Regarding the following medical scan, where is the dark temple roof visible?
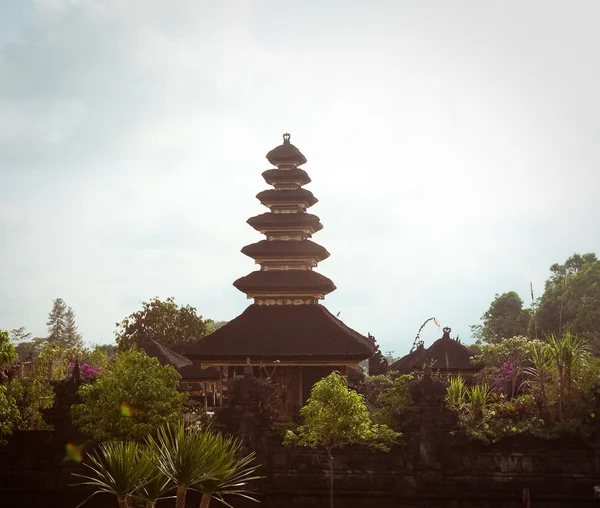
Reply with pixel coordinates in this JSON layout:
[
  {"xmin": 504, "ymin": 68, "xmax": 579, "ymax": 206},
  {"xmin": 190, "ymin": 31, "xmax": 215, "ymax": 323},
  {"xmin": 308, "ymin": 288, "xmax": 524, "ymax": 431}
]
[
  {"xmin": 233, "ymin": 270, "xmax": 336, "ymax": 294},
  {"xmin": 262, "ymin": 168, "xmax": 311, "ymax": 187},
  {"xmin": 266, "ymin": 134, "xmax": 307, "ymax": 167},
  {"xmin": 388, "ymin": 328, "xmax": 476, "ymax": 374},
  {"xmin": 247, "ymin": 212, "xmax": 323, "ymax": 234},
  {"xmin": 178, "ymin": 363, "xmax": 220, "ymax": 381},
  {"xmin": 179, "ymin": 304, "xmax": 374, "ymax": 362},
  {"xmin": 241, "ymin": 240, "xmax": 330, "ymax": 262},
  {"xmin": 256, "ymin": 188, "xmax": 318, "ymax": 208},
  {"xmin": 139, "ymin": 339, "xmax": 192, "ymax": 369}
]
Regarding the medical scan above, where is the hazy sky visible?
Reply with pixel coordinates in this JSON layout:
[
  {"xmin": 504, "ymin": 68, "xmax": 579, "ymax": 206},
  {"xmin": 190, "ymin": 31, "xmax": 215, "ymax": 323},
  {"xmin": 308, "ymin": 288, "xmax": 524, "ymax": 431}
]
[{"xmin": 1, "ymin": 0, "xmax": 599, "ymax": 357}]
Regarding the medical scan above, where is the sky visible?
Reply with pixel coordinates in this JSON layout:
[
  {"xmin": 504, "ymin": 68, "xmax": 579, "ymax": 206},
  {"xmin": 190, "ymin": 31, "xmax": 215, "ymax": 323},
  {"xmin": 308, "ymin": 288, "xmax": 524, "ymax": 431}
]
[{"xmin": 1, "ymin": 0, "xmax": 599, "ymax": 358}]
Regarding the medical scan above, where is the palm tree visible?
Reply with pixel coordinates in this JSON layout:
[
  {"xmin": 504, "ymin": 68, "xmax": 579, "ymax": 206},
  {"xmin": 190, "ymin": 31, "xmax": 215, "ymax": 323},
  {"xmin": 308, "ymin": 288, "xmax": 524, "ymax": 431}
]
[
  {"xmin": 546, "ymin": 332, "xmax": 588, "ymax": 421},
  {"xmin": 133, "ymin": 447, "xmax": 174, "ymax": 508},
  {"xmin": 193, "ymin": 433, "xmax": 262, "ymax": 508},
  {"xmin": 523, "ymin": 342, "xmax": 554, "ymax": 420},
  {"xmin": 147, "ymin": 422, "xmax": 226, "ymax": 508},
  {"xmin": 72, "ymin": 440, "xmax": 154, "ymax": 508}
]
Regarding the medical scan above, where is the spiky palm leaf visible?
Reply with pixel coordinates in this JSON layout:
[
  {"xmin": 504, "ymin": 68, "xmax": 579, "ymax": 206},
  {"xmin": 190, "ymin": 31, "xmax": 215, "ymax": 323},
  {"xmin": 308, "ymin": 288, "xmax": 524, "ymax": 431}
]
[
  {"xmin": 132, "ymin": 446, "xmax": 175, "ymax": 508},
  {"xmin": 72, "ymin": 440, "xmax": 154, "ymax": 508},
  {"xmin": 147, "ymin": 422, "xmax": 229, "ymax": 508},
  {"xmin": 193, "ymin": 434, "xmax": 262, "ymax": 507}
]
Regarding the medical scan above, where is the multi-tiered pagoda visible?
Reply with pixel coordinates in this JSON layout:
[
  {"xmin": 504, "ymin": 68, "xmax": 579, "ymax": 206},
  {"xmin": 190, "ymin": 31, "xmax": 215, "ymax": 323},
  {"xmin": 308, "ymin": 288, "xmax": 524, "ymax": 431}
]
[{"xmin": 182, "ymin": 134, "xmax": 373, "ymax": 419}]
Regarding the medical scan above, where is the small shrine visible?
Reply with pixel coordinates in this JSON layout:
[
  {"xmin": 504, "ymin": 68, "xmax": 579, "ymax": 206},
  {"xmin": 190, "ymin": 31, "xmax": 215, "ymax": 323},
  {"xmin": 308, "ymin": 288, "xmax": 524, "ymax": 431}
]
[
  {"xmin": 388, "ymin": 327, "xmax": 479, "ymax": 377},
  {"xmin": 181, "ymin": 134, "xmax": 374, "ymax": 420}
]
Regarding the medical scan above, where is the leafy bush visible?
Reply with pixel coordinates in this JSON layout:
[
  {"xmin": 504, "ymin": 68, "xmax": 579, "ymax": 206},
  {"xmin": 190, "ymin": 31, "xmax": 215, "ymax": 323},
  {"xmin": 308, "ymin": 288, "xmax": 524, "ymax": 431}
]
[
  {"xmin": 360, "ymin": 373, "xmax": 414, "ymax": 428},
  {"xmin": 72, "ymin": 348, "xmax": 187, "ymax": 442}
]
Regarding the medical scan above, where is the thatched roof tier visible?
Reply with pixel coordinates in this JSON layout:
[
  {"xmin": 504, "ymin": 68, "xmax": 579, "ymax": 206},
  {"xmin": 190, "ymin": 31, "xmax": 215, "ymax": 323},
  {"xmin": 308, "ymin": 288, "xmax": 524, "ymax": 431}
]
[
  {"xmin": 241, "ymin": 239, "xmax": 330, "ymax": 263},
  {"xmin": 179, "ymin": 304, "xmax": 373, "ymax": 362}
]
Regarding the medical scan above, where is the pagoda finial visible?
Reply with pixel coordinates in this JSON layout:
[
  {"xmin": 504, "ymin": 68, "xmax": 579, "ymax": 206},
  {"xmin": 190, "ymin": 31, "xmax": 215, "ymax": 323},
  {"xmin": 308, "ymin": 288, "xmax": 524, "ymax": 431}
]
[{"xmin": 283, "ymin": 132, "xmax": 291, "ymax": 144}]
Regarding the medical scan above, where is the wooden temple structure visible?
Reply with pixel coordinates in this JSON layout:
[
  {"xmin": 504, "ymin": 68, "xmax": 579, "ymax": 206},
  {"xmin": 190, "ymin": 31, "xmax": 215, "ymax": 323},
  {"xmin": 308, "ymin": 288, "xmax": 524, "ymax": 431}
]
[{"xmin": 181, "ymin": 134, "xmax": 374, "ymax": 420}]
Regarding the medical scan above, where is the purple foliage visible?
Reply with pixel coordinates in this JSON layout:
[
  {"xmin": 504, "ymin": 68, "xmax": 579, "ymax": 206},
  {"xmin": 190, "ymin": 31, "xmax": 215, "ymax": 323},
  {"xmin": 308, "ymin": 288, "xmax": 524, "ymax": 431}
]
[
  {"xmin": 69, "ymin": 361, "xmax": 102, "ymax": 380},
  {"xmin": 493, "ymin": 361, "xmax": 515, "ymax": 393}
]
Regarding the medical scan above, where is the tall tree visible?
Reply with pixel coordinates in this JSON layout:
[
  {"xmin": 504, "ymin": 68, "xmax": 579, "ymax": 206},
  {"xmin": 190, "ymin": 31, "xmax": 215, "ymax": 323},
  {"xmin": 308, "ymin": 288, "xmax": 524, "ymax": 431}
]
[
  {"xmin": 536, "ymin": 253, "xmax": 600, "ymax": 347},
  {"xmin": 47, "ymin": 297, "xmax": 67, "ymax": 346},
  {"xmin": 47, "ymin": 298, "xmax": 83, "ymax": 348},
  {"xmin": 115, "ymin": 297, "xmax": 211, "ymax": 350},
  {"xmin": 64, "ymin": 306, "xmax": 84, "ymax": 348},
  {"xmin": 471, "ymin": 292, "xmax": 531, "ymax": 344}
]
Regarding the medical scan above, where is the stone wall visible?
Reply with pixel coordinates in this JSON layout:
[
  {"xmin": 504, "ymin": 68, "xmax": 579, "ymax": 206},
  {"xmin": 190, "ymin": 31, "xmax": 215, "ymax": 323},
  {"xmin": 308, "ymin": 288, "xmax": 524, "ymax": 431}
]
[{"xmin": 1, "ymin": 374, "xmax": 600, "ymax": 507}]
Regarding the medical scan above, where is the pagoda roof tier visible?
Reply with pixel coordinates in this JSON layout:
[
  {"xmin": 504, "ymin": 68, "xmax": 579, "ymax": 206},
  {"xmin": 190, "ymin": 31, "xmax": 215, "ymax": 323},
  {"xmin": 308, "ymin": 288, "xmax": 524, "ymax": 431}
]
[
  {"xmin": 256, "ymin": 188, "xmax": 318, "ymax": 209},
  {"xmin": 241, "ymin": 240, "xmax": 330, "ymax": 262},
  {"xmin": 247, "ymin": 212, "xmax": 323, "ymax": 234},
  {"xmin": 233, "ymin": 270, "xmax": 336, "ymax": 295},
  {"xmin": 179, "ymin": 304, "xmax": 373, "ymax": 362},
  {"xmin": 262, "ymin": 168, "xmax": 311, "ymax": 187},
  {"xmin": 266, "ymin": 133, "xmax": 307, "ymax": 167}
]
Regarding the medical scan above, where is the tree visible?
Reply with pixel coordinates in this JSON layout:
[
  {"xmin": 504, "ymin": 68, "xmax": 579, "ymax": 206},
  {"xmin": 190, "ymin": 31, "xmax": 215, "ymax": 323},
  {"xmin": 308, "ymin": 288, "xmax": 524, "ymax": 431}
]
[
  {"xmin": 47, "ymin": 297, "xmax": 83, "ymax": 348},
  {"xmin": 0, "ymin": 330, "xmax": 19, "ymax": 444},
  {"xmin": 10, "ymin": 327, "xmax": 47, "ymax": 361},
  {"xmin": 0, "ymin": 329, "xmax": 18, "ymax": 370},
  {"xmin": 284, "ymin": 371, "xmax": 399, "ymax": 508},
  {"xmin": 73, "ymin": 440, "xmax": 155, "ymax": 508},
  {"xmin": 193, "ymin": 432, "xmax": 261, "ymax": 508},
  {"xmin": 471, "ymin": 292, "xmax": 531, "ymax": 344},
  {"xmin": 64, "ymin": 306, "xmax": 84, "ymax": 348},
  {"xmin": 72, "ymin": 348, "xmax": 188, "ymax": 442},
  {"xmin": 115, "ymin": 297, "xmax": 211, "ymax": 350},
  {"xmin": 47, "ymin": 297, "xmax": 67, "ymax": 345},
  {"xmin": 536, "ymin": 253, "xmax": 600, "ymax": 348}
]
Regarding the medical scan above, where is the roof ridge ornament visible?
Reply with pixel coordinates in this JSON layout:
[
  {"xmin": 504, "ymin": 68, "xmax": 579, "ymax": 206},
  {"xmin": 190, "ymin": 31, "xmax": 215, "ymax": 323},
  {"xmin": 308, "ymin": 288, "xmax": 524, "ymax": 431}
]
[{"xmin": 283, "ymin": 132, "xmax": 291, "ymax": 144}]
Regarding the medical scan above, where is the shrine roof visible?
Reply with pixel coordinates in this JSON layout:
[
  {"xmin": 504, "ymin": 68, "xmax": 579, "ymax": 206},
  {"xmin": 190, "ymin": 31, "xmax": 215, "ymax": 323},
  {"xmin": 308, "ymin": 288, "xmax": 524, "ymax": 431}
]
[
  {"xmin": 178, "ymin": 363, "xmax": 220, "ymax": 381},
  {"xmin": 389, "ymin": 328, "xmax": 476, "ymax": 374},
  {"xmin": 246, "ymin": 212, "xmax": 323, "ymax": 233},
  {"xmin": 138, "ymin": 339, "xmax": 192, "ymax": 369},
  {"xmin": 179, "ymin": 304, "xmax": 373, "ymax": 362},
  {"xmin": 241, "ymin": 239, "xmax": 330, "ymax": 262},
  {"xmin": 262, "ymin": 168, "xmax": 311, "ymax": 186},
  {"xmin": 233, "ymin": 270, "xmax": 336, "ymax": 294},
  {"xmin": 266, "ymin": 133, "xmax": 307, "ymax": 167},
  {"xmin": 256, "ymin": 188, "xmax": 318, "ymax": 208}
]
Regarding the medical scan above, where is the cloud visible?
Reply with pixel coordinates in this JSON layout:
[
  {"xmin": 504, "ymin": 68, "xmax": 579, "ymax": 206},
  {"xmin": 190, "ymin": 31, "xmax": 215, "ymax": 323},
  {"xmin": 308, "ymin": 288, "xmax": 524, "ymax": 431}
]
[{"xmin": 1, "ymin": 0, "xmax": 599, "ymax": 357}]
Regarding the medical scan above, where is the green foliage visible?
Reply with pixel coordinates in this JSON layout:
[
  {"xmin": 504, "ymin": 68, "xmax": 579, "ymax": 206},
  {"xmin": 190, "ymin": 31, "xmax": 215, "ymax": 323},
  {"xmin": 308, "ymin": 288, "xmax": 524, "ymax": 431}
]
[
  {"xmin": 445, "ymin": 376, "xmax": 467, "ymax": 410},
  {"xmin": 0, "ymin": 329, "xmax": 18, "ymax": 369},
  {"xmin": 193, "ymin": 432, "xmax": 262, "ymax": 507},
  {"xmin": 7, "ymin": 374, "xmax": 54, "ymax": 431},
  {"xmin": 284, "ymin": 372, "xmax": 400, "ymax": 454},
  {"xmin": 47, "ymin": 297, "xmax": 83, "ymax": 348},
  {"xmin": 147, "ymin": 422, "xmax": 261, "ymax": 508},
  {"xmin": 82, "ymin": 344, "xmax": 111, "ymax": 369},
  {"xmin": 472, "ymin": 336, "xmax": 538, "ymax": 398},
  {"xmin": 0, "ymin": 384, "xmax": 19, "ymax": 444},
  {"xmin": 360, "ymin": 373, "xmax": 414, "ymax": 428},
  {"xmin": 12, "ymin": 336, "xmax": 47, "ymax": 361},
  {"xmin": 536, "ymin": 253, "xmax": 600, "ymax": 347},
  {"xmin": 72, "ymin": 440, "xmax": 155, "ymax": 508},
  {"xmin": 450, "ymin": 332, "xmax": 600, "ymax": 443},
  {"xmin": 73, "ymin": 423, "xmax": 261, "ymax": 508},
  {"xmin": 115, "ymin": 297, "xmax": 211, "ymax": 350},
  {"xmin": 72, "ymin": 348, "xmax": 187, "ymax": 442},
  {"xmin": 471, "ymin": 292, "xmax": 531, "ymax": 344}
]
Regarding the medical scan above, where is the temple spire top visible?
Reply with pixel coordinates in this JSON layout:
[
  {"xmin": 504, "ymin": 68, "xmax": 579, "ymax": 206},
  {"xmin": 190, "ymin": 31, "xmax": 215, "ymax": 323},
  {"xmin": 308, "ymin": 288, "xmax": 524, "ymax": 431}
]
[{"xmin": 283, "ymin": 132, "xmax": 291, "ymax": 144}]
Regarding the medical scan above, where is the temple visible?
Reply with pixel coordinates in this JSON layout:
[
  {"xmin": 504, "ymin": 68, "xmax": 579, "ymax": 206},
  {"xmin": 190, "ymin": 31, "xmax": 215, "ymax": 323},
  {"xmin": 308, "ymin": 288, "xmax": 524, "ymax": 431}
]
[
  {"xmin": 388, "ymin": 327, "xmax": 479, "ymax": 377},
  {"xmin": 181, "ymin": 134, "xmax": 374, "ymax": 419}
]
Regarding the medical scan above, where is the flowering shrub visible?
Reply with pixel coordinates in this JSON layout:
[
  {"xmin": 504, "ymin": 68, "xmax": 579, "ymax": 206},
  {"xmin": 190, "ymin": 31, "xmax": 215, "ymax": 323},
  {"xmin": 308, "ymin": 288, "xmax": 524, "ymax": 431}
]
[{"xmin": 68, "ymin": 361, "xmax": 102, "ymax": 381}]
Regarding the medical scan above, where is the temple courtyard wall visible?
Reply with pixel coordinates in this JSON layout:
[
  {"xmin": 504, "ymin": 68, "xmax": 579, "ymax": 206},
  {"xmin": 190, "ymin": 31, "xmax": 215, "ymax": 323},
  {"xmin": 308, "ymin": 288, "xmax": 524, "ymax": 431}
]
[{"xmin": 1, "ymin": 424, "xmax": 600, "ymax": 507}]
